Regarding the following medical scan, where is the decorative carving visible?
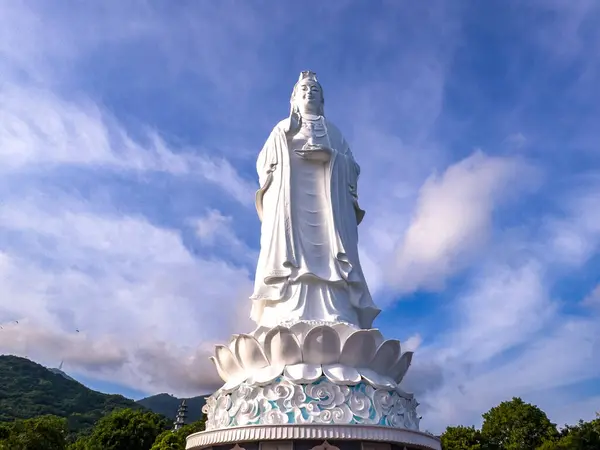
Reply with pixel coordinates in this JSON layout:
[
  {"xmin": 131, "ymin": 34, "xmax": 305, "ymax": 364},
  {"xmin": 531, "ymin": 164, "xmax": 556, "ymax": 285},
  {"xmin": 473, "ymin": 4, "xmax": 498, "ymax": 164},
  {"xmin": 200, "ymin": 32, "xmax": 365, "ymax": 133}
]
[{"xmin": 203, "ymin": 378, "xmax": 420, "ymax": 432}]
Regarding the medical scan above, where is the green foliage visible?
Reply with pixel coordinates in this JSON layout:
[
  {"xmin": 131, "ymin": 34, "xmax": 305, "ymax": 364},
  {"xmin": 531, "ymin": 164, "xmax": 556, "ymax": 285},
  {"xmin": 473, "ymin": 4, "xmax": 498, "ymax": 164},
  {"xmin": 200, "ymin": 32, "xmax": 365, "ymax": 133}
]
[
  {"xmin": 441, "ymin": 425, "xmax": 482, "ymax": 449},
  {"xmin": 0, "ymin": 415, "xmax": 68, "ymax": 450},
  {"xmin": 150, "ymin": 418, "xmax": 206, "ymax": 450},
  {"xmin": 137, "ymin": 394, "xmax": 207, "ymax": 422},
  {"xmin": 440, "ymin": 398, "xmax": 600, "ymax": 450},
  {"xmin": 537, "ymin": 416, "xmax": 600, "ymax": 450},
  {"xmin": 481, "ymin": 397, "xmax": 559, "ymax": 449},
  {"xmin": 71, "ymin": 408, "xmax": 169, "ymax": 450},
  {"xmin": 0, "ymin": 355, "xmax": 142, "ymax": 439}
]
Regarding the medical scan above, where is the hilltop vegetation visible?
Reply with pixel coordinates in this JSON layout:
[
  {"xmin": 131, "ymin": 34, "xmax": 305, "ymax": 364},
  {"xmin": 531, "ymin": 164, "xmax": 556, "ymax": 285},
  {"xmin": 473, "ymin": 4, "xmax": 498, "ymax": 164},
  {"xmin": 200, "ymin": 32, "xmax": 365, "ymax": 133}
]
[
  {"xmin": 0, "ymin": 355, "xmax": 207, "ymax": 449},
  {"xmin": 0, "ymin": 355, "xmax": 142, "ymax": 435}
]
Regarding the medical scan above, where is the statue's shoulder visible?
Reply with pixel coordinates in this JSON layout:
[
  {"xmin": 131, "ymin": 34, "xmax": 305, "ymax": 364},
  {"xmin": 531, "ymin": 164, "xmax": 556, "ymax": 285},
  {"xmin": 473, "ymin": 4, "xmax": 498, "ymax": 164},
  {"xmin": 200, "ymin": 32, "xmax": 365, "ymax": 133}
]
[
  {"xmin": 274, "ymin": 118, "xmax": 290, "ymax": 132},
  {"xmin": 325, "ymin": 119, "xmax": 341, "ymax": 133},
  {"xmin": 326, "ymin": 119, "xmax": 345, "ymax": 135},
  {"xmin": 324, "ymin": 119, "xmax": 347, "ymax": 146}
]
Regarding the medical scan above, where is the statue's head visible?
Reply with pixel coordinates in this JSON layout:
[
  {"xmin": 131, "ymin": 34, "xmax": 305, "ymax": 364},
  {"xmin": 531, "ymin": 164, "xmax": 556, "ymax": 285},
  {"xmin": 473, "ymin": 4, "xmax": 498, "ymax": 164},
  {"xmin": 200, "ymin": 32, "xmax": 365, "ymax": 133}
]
[{"xmin": 290, "ymin": 71, "xmax": 324, "ymax": 116}]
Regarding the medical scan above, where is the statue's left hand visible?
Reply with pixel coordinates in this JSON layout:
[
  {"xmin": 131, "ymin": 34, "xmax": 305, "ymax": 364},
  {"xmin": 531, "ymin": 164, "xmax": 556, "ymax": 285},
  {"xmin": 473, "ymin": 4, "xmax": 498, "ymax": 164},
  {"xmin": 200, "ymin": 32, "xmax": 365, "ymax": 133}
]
[{"xmin": 295, "ymin": 144, "xmax": 334, "ymax": 162}]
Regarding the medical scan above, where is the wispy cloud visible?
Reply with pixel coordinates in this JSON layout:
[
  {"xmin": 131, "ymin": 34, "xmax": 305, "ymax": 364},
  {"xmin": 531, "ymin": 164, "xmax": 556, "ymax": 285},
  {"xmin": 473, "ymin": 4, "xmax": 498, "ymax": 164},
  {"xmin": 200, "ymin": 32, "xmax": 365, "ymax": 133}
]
[
  {"xmin": 582, "ymin": 284, "xmax": 600, "ymax": 308},
  {"xmin": 390, "ymin": 151, "xmax": 538, "ymax": 293},
  {"xmin": 0, "ymin": 84, "xmax": 255, "ymax": 203},
  {"xmin": 406, "ymin": 175, "xmax": 600, "ymax": 430},
  {"xmin": 0, "ymin": 194, "xmax": 253, "ymax": 394}
]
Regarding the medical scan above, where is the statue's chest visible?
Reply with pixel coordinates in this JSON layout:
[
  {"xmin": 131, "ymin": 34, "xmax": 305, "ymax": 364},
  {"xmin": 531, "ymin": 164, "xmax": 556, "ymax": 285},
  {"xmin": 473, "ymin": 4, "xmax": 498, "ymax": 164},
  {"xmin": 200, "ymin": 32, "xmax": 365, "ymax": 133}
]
[
  {"xmin": 290, "ymin": 132, "xmax": 329, "ymax": 151},
  {"xmin": 300, "ymin": 119, "xmax": 327, "ymax": 138},
  {"xmin": 290, "ymin": 119, "xmax": 329, "ymax": 151}
]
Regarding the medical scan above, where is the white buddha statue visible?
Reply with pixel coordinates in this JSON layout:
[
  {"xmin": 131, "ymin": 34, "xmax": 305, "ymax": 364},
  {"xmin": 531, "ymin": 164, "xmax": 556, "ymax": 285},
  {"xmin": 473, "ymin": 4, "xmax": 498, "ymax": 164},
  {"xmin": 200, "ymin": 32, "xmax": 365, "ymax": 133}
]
[{"xmin": 251, "ymin": 71, "xmax": 380, "ymax": 331}]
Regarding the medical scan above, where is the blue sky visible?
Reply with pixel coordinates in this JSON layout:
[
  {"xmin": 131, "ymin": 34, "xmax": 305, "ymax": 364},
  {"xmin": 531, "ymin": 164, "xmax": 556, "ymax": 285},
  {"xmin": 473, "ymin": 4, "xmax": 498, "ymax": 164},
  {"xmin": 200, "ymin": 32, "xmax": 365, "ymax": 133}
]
[{"xmin": 1, "ymin": 0, "xmax": 599, "ymax": 434}]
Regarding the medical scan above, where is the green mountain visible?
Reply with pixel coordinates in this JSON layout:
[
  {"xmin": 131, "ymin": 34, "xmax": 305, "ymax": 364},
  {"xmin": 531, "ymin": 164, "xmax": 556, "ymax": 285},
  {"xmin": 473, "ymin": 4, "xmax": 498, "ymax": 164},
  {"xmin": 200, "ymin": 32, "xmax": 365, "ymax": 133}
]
[
  {"xmin": 0, "ymin": 355, "xmax": 143, "ymax": 433},
  {"xmin": 0, "ymin": 354, "xmax": 209, "ymax": 436},
  {"xmin": 137, "ymin": 393, "xmax": 207, "ymax": 422}
]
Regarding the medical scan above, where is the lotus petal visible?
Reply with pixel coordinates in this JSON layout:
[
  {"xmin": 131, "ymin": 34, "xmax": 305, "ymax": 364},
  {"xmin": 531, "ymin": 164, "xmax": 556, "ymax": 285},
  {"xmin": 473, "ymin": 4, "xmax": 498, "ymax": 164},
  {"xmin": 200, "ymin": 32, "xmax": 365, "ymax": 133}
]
[
  {"xmin": 339, "ymin": 330, "xmax": 377, "ymax": 367},
  {"xmin": 284, "ymin": 363, "xmax": 322, "ymax": 383},
  {"xmin": 213, "ymin": 345, "xmax": 243, "ymax": 381},
  {"xmin": 264, "ymin": 326, "xmax": 302, "ymax": 367},
  {"xmin": 322, "ymin": 364, "xmax": 361, "ymax": 385},
  {"xmin": 388, "ymin": 351, "xmax": 413, "ymax": 383},
  {"xmin": 248, "ymin": 365, "xmax": 285, "ymax": 385},
  {"xmin": 359, "ymin": 368, "xmax": 396, "ymax": 389},
  {"xmin": 331, "ymin": 322, "xmax": 357, "ymax": 345},
  {"xmin": 303, "ymin": 326, "xmax": 341, "ymax": 364},
  {"xmin": 234, "ymin": 334, "xmax": 269, "ymax": 370},
  {"xmin": 290, "ymin": 322, "xmax": 312, "ymax": 344},
  {"xmin": 367, "ymin": 329, "xmax": 385, "ymax": 347},
  {"xmin": 209, "ymin": 356, "xmax": 228, "ymax": 382},
  {"xmin": 221, "ymin": 375, "xmax": 248, "ymax": 393},
  {"xmin": 251, "ymin": 327, "xmax": 270, "ymax": 344},
  {"xmin": 370, "ymin": 340, "xmax": 401, "ymax": 375}
]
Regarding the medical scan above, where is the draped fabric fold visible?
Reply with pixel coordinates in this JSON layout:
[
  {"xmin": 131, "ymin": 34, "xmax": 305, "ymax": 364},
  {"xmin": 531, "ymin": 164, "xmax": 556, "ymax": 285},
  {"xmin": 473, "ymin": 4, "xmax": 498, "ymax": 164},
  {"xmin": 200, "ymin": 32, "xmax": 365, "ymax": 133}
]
[{"xmin": 251, "ymin": 118, "xmax": 380, "ymax": 330}]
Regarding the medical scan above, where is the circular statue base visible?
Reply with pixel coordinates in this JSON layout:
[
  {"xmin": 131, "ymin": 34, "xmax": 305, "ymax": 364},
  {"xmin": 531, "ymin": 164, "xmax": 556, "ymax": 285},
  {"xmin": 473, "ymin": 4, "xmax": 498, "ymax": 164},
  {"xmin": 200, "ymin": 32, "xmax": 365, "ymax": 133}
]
[
  {"xmin": 186, "ymin": 378, "xmax": 440, "ymax": 450},
  {"xmin": 186, "ymin": 425, "xmax": 441, "ymax": 450}
]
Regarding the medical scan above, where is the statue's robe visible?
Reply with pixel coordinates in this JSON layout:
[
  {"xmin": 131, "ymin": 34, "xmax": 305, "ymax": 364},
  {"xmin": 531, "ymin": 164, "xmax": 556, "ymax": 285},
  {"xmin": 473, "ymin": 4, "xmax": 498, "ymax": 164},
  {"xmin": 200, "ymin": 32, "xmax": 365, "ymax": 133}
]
[{"xmin": 251, "ymin": 116, "xmax": 380, "ymax": 330}]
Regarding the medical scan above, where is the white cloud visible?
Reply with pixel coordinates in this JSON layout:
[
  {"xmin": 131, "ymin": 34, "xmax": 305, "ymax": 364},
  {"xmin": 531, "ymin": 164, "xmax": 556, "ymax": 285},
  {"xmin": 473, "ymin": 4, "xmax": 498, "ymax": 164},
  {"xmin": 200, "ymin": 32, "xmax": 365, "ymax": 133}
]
[
  {"xmin": 193, "ymin": 209, "xmax": 258, "ymax": 265},
  {"xmin": 445, "ymin": 259, "xmax": 553, "ymax": 363},
  {"xmin": 0, "ymin": 195, "xmax": 254, "ymax": 395},
  {"xmin": 389, "ymin": 151, "xmax": 537, "ymax": 293},
  {"xmin": 403, "ymin": 334, "xmax": 423, "ymax": 352},
  {"xmin": 0, "ymin": 319, "xmax": 128, "ymax": 371},
  {"xmin": 405, "ymin": 179, "xmax": 600, "ymax": 432},
  {"xmin": 504, "ymin": 132, "xmax": 527, "ymax": 149},
  {"xmin": 419, "ymin": 305, "xmax": 600, "ymax": 431},
  {"xmin": 0, "ymin": 84, "xmax": 255, "ymax": 205},
  {"xmin": 582, "ymin": 284, "xmax": 600, "ymax": 308},
  {"xmin": 544, "ymin": 185, "xmax": 600, "ymax": 267}
]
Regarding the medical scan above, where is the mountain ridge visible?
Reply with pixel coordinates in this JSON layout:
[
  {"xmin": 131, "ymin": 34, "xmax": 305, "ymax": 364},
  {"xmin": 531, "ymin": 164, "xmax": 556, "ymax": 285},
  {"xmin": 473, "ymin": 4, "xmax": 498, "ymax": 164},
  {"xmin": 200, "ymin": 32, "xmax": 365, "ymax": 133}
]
[
  {"xmin": 0, "ymin": 354, "xmax": 207, "ymax": 432},
  {"xmin": 137, "ymin": 393, "xmax": 207, "ymax": 423}
]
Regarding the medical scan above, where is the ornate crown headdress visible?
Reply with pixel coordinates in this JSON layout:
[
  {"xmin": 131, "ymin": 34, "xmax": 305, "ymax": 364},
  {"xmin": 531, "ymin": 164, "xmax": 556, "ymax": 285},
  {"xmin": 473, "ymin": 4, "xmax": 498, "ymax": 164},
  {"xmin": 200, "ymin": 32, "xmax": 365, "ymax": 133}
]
[
  {"xmin": 290, "ymin": 70, "xmax": 325, "ymax": 117},
  {"xmin": 299, "ymin": 70, "xmax": 318, "ymax": 82}
]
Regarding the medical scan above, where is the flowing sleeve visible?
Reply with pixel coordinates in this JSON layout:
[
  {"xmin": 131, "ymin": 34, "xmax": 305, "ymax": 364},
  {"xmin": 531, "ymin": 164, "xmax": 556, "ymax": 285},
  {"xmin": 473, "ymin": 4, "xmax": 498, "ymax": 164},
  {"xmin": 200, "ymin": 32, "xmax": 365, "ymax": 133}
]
[
  {"xmin": 255, "ymin": 129, "xmax": 279, "ymax": 221},
  {"xmin": 341, "ymin": 139, "xmax": 365, "ymax": 224}
]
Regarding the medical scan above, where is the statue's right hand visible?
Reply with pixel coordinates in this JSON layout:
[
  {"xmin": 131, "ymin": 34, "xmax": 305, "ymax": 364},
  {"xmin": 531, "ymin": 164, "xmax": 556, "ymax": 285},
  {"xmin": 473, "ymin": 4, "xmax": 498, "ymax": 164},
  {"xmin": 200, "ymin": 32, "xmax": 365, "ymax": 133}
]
[
  {"xmin": 295, "ymin": 145, "xmax": 333, "ymax": 163},
  {"xmin": 285, "ymin": 107, "xmax": 301, "ymax": 137}
]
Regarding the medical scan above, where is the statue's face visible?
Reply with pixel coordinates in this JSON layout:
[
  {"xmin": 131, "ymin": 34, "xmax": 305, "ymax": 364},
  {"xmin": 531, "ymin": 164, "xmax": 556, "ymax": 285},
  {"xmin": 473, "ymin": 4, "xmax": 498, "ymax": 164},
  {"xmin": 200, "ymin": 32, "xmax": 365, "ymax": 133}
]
[{"xmin": 294, "ymin": 79, "xmax": 323, "ymax": 113}]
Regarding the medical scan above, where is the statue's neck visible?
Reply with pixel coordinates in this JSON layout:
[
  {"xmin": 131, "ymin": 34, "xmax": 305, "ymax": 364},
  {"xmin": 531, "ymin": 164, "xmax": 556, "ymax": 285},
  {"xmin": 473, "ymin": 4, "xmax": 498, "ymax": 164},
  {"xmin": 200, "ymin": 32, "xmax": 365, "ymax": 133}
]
[{"xmin": 300, "ymin": 112, "xmax": 322, "ymax": 121}]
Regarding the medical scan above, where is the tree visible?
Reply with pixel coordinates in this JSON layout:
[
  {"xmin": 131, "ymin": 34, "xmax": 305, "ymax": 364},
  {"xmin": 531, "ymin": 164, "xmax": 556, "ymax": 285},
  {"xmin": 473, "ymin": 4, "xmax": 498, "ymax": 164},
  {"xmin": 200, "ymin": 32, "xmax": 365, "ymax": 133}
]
[
  {"xmin": 150, "ymin": 418, "xmax": 206, "ymax": 450},
  {"xmin": 441, "ymin": 425, "xmax": 483, "ymax": 450},
  {"xmin": 481, "ymin": 397, "xmax": 559, "ymax": 449},
  {"xmin": 0, "ymin": 415, "xmax": 68, "ymax": 450},
  {"xmin": 537, "ymin": 416, "xmax": 600, "ymax": 450},
  {"xmin": 70, "ymin": 408, "xmax": 169, "ymax": 450}
]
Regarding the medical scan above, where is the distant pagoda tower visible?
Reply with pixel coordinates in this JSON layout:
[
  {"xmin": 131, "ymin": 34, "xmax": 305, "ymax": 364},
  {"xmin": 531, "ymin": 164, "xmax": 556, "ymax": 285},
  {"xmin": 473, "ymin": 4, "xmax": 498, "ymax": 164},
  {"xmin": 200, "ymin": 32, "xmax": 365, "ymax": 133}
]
[{"xmin": 173, "ymin": 399, "xmax": 188, "ymax": 431}]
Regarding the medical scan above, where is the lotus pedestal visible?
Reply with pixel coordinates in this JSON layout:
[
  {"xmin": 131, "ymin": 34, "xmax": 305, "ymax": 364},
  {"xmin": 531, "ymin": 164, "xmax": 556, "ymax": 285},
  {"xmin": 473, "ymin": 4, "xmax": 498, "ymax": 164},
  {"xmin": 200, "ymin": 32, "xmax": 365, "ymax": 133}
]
[{"xmin": 186, "ymin": 323, "xmax": 441, "ymax": 450}]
